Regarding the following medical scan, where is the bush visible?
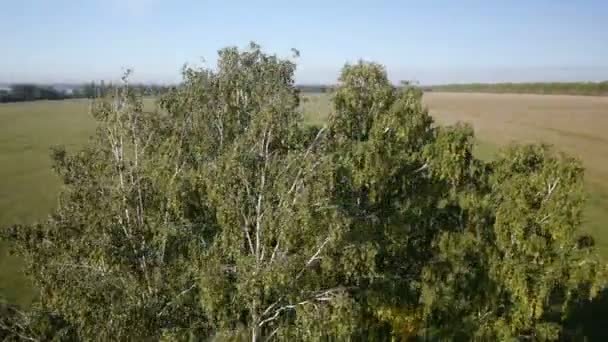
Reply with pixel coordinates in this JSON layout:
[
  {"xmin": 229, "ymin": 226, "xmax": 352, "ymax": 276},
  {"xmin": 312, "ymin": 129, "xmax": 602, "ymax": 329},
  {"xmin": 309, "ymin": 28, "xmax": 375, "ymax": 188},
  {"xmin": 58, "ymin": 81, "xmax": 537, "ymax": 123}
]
[{"xmin": 1, "ymin": 44, "xmax": 605, "ymax": 341}]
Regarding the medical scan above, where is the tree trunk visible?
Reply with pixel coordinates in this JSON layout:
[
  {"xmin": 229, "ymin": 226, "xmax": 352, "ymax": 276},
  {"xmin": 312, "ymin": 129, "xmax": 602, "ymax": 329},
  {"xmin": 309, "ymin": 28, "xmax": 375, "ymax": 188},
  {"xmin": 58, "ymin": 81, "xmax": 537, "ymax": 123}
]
[{"xmin": 251, "ymin": 325, "xmax": 259, "ymax": 342}]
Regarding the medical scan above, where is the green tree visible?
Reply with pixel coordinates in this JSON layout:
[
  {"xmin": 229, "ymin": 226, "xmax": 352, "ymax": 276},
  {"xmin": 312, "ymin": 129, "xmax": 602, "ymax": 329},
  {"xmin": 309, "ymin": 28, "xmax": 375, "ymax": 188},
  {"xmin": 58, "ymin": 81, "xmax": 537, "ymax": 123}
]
[
  {"xmin": 2, "ymin": 44, "xmax": 605, "ymax": 341},
  {"xmin": 2, "ymin": 73, "xmax": 209, "ymax": 340},
  {"xmin": 158, "ymin": 43, "xmax": 370, "ymax": 340}
]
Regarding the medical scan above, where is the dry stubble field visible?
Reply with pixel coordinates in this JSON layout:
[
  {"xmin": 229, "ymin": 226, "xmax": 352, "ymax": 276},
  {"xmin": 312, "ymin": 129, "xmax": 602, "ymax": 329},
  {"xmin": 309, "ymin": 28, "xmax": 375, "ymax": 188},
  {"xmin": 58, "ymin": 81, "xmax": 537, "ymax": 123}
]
[
  {"xmin": 424, "ymin": 92, "xmax": 608, "ymax": 254},
  {"xmin": 301, "ymin": 92, "xmax": 608, "ymax": 255}
]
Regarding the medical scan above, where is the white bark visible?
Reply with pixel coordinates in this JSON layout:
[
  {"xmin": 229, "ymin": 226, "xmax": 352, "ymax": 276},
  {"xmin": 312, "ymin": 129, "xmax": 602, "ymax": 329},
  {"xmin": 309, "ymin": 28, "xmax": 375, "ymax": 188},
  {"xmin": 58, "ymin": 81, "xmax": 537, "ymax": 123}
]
[{"xmin": 157, "ymin": 284, "xmax": 197, "ymax": 317}]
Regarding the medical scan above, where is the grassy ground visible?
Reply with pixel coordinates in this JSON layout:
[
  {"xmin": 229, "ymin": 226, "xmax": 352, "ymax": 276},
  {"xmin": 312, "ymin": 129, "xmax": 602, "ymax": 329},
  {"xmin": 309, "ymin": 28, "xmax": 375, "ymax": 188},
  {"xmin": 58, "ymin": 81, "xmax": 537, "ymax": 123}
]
[
  {"xmin": 0, "ymin": 98, "xmax": 155, "ymax": 305},
  {"xmin": 301, "ymin": 93, "xmax": 332, "ymax": 126},
  {"xmin": 1, "ymin": 94, "xmax": 607, "ymax": 334},
  {"xmin": 0, "ymin": 100, "xmax": 96, "ymax": 305}
]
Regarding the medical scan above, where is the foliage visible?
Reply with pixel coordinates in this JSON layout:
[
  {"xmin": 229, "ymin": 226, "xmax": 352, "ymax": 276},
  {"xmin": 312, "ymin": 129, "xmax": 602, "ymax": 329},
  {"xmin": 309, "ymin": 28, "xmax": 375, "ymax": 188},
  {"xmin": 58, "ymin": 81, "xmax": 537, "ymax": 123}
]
[{"xmin": 1, "ymin": 44, "xmax": 605, "ymax": 341}]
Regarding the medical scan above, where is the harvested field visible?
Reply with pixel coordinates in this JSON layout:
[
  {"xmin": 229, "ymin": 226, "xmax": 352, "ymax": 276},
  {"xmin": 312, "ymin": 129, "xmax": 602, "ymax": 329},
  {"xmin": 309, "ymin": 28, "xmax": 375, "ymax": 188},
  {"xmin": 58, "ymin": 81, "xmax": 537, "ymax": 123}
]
[{"xmin": 425, "ymin": 92, "xmax": 608, "ymax": 253}]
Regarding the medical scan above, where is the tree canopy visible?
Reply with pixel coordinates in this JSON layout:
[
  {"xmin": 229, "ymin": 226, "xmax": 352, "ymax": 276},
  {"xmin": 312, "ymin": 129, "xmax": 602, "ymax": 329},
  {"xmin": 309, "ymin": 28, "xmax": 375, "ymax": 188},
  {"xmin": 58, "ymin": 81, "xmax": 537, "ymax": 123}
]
[{"xmin": 1, "ymin": 43, "xmax": 605, "ymax": 341}]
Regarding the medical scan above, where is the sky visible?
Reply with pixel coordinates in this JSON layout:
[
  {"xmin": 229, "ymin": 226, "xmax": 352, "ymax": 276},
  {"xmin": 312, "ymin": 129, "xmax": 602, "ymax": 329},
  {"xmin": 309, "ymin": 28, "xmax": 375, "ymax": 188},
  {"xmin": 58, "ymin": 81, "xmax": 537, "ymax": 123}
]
[{"xmin": 1, "ymin": 0, "xmax": 607, "ymax": 85}]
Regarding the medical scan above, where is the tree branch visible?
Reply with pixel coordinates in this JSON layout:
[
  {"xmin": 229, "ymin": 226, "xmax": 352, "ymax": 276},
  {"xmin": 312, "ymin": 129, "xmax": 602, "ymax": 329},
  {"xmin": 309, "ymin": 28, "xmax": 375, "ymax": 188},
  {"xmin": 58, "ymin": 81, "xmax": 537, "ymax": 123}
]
[
  {"xmin": 0, "ymin": 307, "xmax": 39, "ymax": 342},
  {"xmin": 258, "ymin": 287, "xmax": 348, "ymax": 328},
  {"xmin": 413, "ymin": 162, "xmax": 429, "ymax": 174},
  {"xmin": 157, "ymin": 284, "xmax": 197, "ymax": 317},
  {"xmin": 241, "ymin": 211, "xmax": 256, "ymax": 255},
  {"xmin": 296, "ymin": 236, "xmax": 331, "ymax": 280},
  {"xmin": 544, "ymin": 178, "xmax": 560, "ymax": 201},
  {"xmin": 258, "ymin": 300, "xmax": 310, "ymax": 327}
]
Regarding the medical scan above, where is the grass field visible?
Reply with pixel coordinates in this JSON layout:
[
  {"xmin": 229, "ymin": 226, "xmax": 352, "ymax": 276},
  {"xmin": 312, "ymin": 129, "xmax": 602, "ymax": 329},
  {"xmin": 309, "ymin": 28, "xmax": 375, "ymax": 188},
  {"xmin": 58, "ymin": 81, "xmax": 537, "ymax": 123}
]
[
  {"xmin": 1, "ymin": 93, "xmax": 607, "ymax": 312},
  {"xmin": 0, "ymin": 100, "xmax": 96, "ymax": 305},
  {"xmin": 0, "ymin": 99, "xmax": 154, "ymax": 305}
]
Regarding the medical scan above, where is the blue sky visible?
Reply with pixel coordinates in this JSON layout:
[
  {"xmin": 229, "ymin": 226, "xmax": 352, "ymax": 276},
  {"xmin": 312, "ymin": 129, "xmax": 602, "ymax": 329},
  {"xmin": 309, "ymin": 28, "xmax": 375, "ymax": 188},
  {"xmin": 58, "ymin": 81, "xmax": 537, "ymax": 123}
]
[{"xmin": 2, "ymin": 0, "xmax": 607, "ymax": 84}]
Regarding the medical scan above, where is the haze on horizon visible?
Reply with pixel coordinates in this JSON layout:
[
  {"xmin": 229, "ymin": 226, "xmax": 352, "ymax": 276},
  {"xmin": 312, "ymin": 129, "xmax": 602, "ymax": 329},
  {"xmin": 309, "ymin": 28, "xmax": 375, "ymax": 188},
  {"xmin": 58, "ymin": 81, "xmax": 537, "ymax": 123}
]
[{"xmin": 2, "ymin": 0, "xmax": 607, "ymax": 85}]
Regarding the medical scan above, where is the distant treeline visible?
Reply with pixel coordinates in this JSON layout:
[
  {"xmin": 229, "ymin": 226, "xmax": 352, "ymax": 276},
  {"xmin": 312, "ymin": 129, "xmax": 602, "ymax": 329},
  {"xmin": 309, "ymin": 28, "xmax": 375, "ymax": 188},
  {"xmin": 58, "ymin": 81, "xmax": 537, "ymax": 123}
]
[
  {"xmin": 0, "ymin": 84, "xmax": 70, "ymax": 103},
  {"xmin": 296, "ymin": 85, "xmax": 333, "ymax": 93},
  {"xmin": 0, "ymin": 82, "xmax": 330, "ymax": 103},
  {"xmin": 428, "ymin": 82, "xmax": 608, "ymax": 96},
  {"xmin": 0, "ymin": 82, "xmax": 173, "ymax": 103}
]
